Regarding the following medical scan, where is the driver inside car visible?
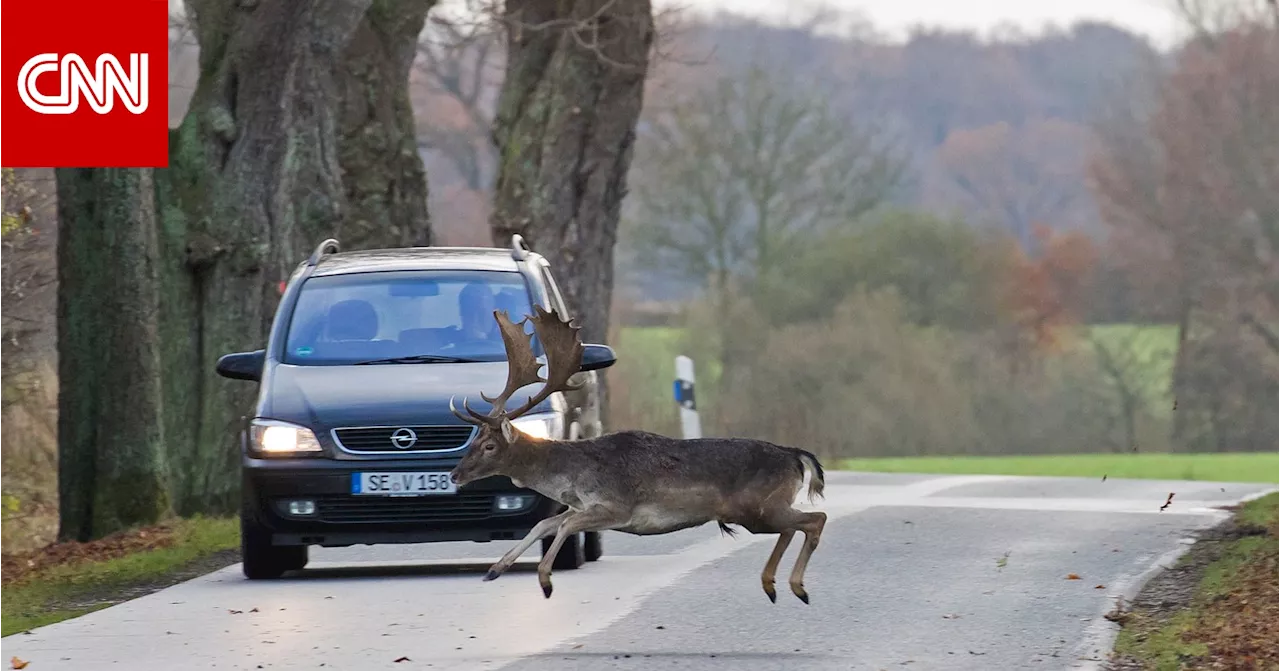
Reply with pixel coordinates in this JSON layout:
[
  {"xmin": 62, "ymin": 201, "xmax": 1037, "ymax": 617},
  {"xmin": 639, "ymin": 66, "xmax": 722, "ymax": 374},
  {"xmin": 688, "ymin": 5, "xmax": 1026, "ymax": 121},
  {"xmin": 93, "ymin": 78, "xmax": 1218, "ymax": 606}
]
[{"xmin": 455, "ymin": 282, "xmax": 499, "ymax": 343}]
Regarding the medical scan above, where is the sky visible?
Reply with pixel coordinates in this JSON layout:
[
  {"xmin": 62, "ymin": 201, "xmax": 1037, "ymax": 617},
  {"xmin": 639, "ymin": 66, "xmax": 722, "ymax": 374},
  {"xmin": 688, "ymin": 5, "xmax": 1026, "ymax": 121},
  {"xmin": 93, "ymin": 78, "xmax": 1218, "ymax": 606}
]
[{"xmin": 657, "ymin": 0, "xmax": 1188, "ymax": 47}]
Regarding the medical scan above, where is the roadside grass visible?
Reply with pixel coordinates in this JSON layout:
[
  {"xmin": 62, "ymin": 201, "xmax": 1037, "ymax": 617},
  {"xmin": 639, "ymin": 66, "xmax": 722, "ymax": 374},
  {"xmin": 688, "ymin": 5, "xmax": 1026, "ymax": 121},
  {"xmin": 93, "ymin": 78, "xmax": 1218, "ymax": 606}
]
[
  {"xmin": 1, "ymin": 516, "xmax": 238, "ymax": 636},
  {"xmin": 1112, "ymin": 493, "xmax": 1278, "ymax": 670},
  {"xmin": 837, "ymin": 452, "xmax": 1279, "ymax": 483}
]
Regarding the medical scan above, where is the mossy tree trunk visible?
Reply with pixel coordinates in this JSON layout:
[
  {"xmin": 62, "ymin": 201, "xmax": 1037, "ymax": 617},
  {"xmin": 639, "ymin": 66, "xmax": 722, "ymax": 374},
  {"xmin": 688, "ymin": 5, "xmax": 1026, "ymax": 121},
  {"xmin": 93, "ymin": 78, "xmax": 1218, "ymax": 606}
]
[
  {"xmin": 56, "ymin": 170, "xmax": 170, "ymax": 541},
  {"xmin": 57, "ymin": 0, "xmax": 434, "ymax": 539},
  {"xmin": 488, "ymin": 0, "xmax": 653, "ymax": 428}
]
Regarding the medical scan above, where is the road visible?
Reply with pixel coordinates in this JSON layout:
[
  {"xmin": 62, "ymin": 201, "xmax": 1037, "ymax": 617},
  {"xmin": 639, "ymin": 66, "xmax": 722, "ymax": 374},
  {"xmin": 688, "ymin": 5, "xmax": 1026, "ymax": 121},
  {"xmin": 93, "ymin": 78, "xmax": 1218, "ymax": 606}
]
[{"xmin": 3, "ymin": 473, "xmax": 1273, "ymax": 671}]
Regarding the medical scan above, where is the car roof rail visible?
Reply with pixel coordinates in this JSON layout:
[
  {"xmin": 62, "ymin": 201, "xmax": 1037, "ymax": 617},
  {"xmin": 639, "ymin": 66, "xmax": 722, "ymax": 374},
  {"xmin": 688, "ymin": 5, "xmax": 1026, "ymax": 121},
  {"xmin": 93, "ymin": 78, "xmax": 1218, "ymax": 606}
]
[
  {"xmin": 510, "ymin": 234, "xmax": 530, "ymax": 262},
  {"xmin": 307, "ymin": 238, "xmax": 340, "ymax": 267}
]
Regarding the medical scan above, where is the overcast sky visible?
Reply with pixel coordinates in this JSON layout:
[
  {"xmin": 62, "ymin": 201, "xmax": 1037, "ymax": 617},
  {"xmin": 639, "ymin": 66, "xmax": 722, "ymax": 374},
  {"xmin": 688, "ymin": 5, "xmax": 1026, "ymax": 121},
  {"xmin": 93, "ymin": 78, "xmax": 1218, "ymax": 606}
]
[{"xmin": 657, "ymin": 0, "xmax": 1187, "ymax": 47}]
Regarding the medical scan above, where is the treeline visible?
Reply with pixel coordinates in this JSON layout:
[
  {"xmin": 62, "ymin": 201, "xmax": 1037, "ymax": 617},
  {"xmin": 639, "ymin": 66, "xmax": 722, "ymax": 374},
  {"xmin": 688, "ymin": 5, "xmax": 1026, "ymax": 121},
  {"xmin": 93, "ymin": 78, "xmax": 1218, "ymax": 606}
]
[
  {"xmin": 611, "ymin": 214, "xmax": 1164, "ymax": 458},
  {"xmin": 610, "ymin": 10, "xmax": 1277, "ymax": 459}
]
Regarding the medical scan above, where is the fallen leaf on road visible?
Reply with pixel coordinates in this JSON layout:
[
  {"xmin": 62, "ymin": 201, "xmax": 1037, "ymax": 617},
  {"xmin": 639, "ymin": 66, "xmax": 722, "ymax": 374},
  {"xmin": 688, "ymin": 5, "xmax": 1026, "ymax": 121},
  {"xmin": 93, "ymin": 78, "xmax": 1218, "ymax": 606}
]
[
  {"xmin": 393, "ymin": 657, "xmax": 410, "ymax": 663},
  {"xmin": 942, "ymin": 614, "xmax": 961, "ymax": 619},
  {"xmin": 1066, "ymin": 574, "xmax": 1081, "ymax": 580},
  {"xmin": 249, "ymin": 608, "xmax": 259, "ymax": 613},
  {"xmin": 228, "ymin": 609, "xmax": 243, "ymax": 614},
  {"xmin": 1101, "ymin": 474, "xmax": 1107, "ymax": 482},
  {"xmin": 1160, "ymin": 493, "xmax": 1175, "ymax": 512},
  {"xmin": 572, "ymin": 644, "xmax": 584, "ymax": 649},
  {"xmin": 996, "ymin": 551, "xmax": 1010, "ymax": 570},
  {"xmin": 11, "ymin": 657, "xmax": 29, "ymax": 669},
  {"xmin": 1095, "ymin": 584, "xmax": 1105, "ymax": 589}
]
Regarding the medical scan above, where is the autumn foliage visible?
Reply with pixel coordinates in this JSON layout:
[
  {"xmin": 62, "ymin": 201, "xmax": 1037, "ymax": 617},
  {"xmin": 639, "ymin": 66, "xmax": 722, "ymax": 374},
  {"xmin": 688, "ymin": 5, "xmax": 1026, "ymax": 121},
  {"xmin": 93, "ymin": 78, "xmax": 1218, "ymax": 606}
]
[{"xmin": 1002, "ymin": 224, "xmax": 1098, "ymax": 352}]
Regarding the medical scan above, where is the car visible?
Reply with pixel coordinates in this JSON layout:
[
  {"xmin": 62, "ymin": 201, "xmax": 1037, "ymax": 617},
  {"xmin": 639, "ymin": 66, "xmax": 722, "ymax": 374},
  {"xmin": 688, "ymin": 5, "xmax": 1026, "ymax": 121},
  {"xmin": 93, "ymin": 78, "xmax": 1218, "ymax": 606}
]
[{"xmin": 215, "ymin": 235, "xmax": 617, "ymax": 579}]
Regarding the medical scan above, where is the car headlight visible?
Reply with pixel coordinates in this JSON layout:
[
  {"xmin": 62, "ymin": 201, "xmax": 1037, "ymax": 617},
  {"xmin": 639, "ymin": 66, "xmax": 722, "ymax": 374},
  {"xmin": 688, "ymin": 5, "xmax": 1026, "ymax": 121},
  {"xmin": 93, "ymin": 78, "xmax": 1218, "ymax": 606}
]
[
  {"xmin": 250, "ymin": 419, "xmax": 323, "ymax": 456},
  {"xmin": 510, "ymin": 412, "xmax": 563, "ymax": 440}
]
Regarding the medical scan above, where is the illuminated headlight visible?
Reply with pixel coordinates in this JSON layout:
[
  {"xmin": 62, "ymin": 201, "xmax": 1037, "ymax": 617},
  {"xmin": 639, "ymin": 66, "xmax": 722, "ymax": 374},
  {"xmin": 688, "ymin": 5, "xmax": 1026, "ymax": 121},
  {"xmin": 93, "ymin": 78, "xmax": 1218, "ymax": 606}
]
[
  {"xmin": 250, "ymin": 419, "xmax": 323, "ymax": 456},
  {"xmin": 510, "ymin": 412, "xmax": 563, "ymax": 440}
]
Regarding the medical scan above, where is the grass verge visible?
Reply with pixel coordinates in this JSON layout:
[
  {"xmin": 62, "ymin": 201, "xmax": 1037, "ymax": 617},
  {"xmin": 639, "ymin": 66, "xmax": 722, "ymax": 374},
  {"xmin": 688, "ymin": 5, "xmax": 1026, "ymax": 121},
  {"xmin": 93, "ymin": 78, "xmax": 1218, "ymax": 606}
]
[
  {"xmin": 837, "ymin": 452, "xmax": 1279, "ymax": 483},
  {"xmin": 1, "ymin": 516, "xmax": 239, "ymax": 636},
  {"xmin": 1107, "ymin": 493, "xmax": 1278, "ymax": 670}
]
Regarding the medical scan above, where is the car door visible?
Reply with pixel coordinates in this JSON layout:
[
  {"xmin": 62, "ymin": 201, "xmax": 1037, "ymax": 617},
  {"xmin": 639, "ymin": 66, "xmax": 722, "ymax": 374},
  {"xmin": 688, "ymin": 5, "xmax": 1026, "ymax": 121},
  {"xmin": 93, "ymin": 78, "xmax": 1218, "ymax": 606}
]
[{"xmin": 534, "ymin": 260, "xmax": 601, "ymax": 439}]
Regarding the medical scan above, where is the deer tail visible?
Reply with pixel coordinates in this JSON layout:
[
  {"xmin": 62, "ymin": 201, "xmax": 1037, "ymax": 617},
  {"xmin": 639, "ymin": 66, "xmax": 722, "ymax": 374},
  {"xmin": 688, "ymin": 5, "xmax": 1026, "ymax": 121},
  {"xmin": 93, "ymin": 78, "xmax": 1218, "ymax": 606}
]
[{"xmin": 790, "ymin": 448, "xmax": 826, "ymax": 502}]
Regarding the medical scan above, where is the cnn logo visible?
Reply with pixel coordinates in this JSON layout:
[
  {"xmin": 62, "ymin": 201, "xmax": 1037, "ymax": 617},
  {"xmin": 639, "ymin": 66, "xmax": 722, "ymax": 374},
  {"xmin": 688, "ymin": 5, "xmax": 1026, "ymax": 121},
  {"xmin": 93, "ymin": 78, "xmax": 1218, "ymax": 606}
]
[{"xmin": 18, "ymin": 53, "xmax": 148, "ymax": 115}]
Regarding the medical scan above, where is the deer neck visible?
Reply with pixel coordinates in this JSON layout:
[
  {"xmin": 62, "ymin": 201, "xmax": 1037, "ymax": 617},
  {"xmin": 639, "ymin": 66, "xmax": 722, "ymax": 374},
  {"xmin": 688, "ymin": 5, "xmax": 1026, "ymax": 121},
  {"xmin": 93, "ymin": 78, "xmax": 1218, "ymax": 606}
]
[{"xmin": 502, "ymin": 438, "xmax": 570, "ymax": 494}]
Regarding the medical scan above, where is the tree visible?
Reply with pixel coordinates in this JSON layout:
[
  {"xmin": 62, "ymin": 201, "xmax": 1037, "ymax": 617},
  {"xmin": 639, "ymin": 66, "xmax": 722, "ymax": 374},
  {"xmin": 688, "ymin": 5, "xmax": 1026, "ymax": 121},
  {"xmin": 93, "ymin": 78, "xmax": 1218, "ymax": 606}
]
[
  {"xmin": 1090, "ymin": 17, "xmax": 1277, "ymax": 451},
  {"xmin": 1002, "ymin": 224, "xmax": 1099, "ymax": 354},
  {"xmin": 487, "ymin": 0, "xmax": 655, "ymax": 428},
  {"xmin": 933, "ymin": 119, "xmax": 1093, "ymax": 247},
  {"xmin": 57, "ymin": 0, "xmax": 435, "ymax": 539},
  {"xmin": 625, "ymin": 64, "xmax": 902, "ymax": 311},
  {"xmin": 1, "ymin": 169, "xmax": 55, "ymax": 394},
  {"xmin": 752, "ymin": 210, "xmax": 1011, "ymax": 331},
  {"xmin": 414, "ymin": 1, "xmax": 504, "ymax": 192}
]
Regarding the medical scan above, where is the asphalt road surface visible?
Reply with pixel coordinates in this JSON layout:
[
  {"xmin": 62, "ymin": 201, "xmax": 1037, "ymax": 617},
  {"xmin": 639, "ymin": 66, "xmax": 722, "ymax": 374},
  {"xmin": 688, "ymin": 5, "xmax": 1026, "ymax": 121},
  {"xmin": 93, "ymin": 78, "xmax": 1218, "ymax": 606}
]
[{"xmin": 4, "ymin": 473, "xmax": 1273, "ymax": 671}]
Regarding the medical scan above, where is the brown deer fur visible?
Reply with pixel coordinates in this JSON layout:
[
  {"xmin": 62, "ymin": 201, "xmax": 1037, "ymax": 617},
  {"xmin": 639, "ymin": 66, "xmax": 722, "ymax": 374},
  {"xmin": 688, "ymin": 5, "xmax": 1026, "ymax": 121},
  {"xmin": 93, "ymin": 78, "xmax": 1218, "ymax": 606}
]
[{"xmin": 449, "ymin": 307, "xmax": 827, "ymax": 602}]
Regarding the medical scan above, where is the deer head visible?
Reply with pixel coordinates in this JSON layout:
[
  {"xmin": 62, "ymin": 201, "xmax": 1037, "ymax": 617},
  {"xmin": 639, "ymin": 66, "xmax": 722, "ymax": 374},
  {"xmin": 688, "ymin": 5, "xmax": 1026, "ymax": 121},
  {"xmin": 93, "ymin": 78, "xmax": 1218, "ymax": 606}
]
[{"xmin": 449, "ymin": 305, "xmax": 584, "ymax": 486}]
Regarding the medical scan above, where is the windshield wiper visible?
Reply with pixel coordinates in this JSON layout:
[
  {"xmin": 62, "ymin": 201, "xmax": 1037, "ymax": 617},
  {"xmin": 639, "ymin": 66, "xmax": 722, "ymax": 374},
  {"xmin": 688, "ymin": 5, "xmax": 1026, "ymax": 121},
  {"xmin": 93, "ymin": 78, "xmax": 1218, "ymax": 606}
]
[{"xmin": 354, "ymin": 354, "xmax": 481, "ymax": 365}]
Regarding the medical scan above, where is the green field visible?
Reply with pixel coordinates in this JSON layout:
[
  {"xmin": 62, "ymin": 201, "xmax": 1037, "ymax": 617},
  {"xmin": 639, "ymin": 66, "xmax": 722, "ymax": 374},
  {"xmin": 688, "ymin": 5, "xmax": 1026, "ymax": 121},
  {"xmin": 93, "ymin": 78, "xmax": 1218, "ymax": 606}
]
[
  {"xmin": 1083, "ymin": 323, "xmax": 1178, "ymax": 418},
  {"xmin": 614, "ymin": 320, "xmax": 1182, "ymax": 420},
  {"xmin": 838, "ymin": 452, "xmax": 1279, "ymax": 483}
]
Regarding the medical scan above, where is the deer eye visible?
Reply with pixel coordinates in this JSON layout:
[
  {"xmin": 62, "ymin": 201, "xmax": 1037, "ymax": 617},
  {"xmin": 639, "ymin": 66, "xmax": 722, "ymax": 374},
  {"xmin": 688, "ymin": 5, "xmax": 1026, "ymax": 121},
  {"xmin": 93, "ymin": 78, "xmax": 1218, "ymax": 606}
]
[{"xmin": 483, "ymin": 442, "xmax": 497, "ymax": 452}]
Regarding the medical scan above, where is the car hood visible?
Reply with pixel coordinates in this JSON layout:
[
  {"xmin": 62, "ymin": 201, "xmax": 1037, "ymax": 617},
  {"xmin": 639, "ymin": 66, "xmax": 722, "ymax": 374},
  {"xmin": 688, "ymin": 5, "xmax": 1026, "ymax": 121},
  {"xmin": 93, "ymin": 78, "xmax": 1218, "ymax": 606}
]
[{"xmin": 260, "ymin": 361, "xmax": 553, "ymax": 429}]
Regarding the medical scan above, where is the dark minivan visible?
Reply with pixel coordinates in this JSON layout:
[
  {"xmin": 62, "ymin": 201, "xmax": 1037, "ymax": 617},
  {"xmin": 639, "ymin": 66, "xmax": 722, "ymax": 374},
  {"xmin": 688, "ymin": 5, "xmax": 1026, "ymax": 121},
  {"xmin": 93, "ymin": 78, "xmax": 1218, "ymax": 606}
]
[{"xmin": 216, "ymin": 236, "xmax": 616, "ymax": 579}]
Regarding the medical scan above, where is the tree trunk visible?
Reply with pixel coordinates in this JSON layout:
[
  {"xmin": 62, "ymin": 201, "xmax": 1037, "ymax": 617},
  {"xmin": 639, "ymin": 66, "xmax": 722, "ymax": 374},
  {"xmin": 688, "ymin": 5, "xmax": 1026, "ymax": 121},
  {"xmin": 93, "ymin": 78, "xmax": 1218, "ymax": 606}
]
[
  {"xmin": 57, "ymin": 0, "xmax": 434, "ymax": 536},
  {"xmin": 488, "ymin": 0, "xmax": 653, "ymax": 430},
  {"xmin": 56, "ymin": 169, "xmax": 170, "ymax": 541}
]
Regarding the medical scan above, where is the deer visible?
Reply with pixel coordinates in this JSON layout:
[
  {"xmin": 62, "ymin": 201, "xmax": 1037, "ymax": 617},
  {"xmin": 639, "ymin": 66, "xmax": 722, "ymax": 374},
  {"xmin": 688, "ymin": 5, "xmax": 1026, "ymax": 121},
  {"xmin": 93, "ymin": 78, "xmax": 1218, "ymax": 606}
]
[{"xmin": 448, "ymin": 305, "xmax": 827, "ymax": 602}]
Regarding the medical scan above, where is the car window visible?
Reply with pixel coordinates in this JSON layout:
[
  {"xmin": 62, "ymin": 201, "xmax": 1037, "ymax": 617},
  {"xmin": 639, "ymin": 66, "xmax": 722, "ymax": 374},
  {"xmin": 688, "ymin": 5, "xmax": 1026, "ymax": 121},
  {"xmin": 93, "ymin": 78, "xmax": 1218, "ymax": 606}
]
[{"xmin": 282, "ymin": 270, "xmax": 538, "ymax": 365}]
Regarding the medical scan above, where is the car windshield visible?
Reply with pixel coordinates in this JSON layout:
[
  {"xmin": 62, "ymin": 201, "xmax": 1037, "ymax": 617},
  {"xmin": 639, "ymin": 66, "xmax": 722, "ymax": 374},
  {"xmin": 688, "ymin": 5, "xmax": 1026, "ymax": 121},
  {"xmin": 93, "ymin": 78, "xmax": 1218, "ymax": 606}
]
[{"xmin": 283, "ymin": 270, "xmax": 539, "ymax": 365}]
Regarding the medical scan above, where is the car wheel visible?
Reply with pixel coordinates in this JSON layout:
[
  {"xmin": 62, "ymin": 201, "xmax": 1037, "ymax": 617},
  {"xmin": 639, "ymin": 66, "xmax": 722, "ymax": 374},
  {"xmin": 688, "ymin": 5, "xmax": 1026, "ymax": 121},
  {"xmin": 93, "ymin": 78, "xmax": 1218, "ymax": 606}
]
[
  {"xmin": 584, "ymin": 531, "xmax": 603, "ymax": 562},
  {"xmin": 543, "ymin": 532, "xmax": 586, "ymax": 570},
  {"xmin": 240, "ymin": 488, "xmax": 307, "ymax": 579}
]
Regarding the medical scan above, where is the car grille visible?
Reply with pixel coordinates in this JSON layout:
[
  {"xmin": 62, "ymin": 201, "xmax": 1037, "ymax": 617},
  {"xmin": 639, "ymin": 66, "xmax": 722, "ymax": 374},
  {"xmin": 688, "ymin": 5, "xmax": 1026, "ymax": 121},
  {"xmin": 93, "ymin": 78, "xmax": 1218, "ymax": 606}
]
[
  {"xmin": 314, "ymin": 494, "xmax": 496, "ymax": 524},
  {"xmin": 332, "ymin": 425, "xmax": 475, "ymax": 453}
]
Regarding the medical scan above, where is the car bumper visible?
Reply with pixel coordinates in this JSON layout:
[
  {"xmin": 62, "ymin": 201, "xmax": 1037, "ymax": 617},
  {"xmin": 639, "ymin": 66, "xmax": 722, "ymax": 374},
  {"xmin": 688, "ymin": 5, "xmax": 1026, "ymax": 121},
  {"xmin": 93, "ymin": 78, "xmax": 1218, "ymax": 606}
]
[{"xmin": 243, "ymin": 455, "xmax": 562, "ymax": 547}]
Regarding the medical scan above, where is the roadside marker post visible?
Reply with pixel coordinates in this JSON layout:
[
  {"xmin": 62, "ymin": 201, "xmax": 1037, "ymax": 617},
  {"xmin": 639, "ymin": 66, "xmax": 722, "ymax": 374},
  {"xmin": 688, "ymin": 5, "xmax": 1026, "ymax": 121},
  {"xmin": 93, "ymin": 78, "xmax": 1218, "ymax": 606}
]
[{"xmin": 673, "ymin": 355, "xmax": 702, "ymax": 440}]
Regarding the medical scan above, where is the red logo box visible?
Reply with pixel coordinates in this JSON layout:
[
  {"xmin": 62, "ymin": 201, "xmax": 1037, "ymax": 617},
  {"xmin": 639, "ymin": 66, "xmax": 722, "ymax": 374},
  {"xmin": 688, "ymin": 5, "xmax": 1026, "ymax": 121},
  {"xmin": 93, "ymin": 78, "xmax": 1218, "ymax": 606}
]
[{"xmin": 2, "ymin": 0, "xmax": 169, "ymax": 167}]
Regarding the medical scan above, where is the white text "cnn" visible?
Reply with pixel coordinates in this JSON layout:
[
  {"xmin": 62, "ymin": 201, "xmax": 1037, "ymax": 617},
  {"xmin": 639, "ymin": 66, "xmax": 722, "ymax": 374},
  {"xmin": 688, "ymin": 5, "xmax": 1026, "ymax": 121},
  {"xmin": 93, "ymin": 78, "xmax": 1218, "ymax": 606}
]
[{"xmin": 18, "ymin": 53, "xmax": 148, "ymax": 115}]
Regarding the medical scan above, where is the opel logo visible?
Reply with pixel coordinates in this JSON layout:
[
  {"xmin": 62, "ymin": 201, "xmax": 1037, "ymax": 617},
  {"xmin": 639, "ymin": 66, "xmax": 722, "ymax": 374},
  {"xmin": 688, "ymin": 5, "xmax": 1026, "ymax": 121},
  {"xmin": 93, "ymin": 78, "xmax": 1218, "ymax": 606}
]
[{"xmin": 390, "ymin": 427, "xmax": 418, "ymax": 449}]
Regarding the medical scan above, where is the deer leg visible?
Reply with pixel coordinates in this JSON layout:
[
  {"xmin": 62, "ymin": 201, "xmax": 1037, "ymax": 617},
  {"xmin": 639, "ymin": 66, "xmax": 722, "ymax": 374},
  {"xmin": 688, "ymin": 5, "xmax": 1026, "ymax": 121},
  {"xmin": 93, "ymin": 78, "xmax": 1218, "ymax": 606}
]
[
  {"xmin": 761, "ymin": 530, "xmax": 795, "ymax": 604},
  {"xmin": 484, "ymin": 509, "xmax": 574, "ymax": 581},
  {"xmin": 536, "ymin": 506, "xmax": 623, "ymax": 599},
  {"xmin": 788, "ymin": 511, "xmax": 827, "ymax": 604}
]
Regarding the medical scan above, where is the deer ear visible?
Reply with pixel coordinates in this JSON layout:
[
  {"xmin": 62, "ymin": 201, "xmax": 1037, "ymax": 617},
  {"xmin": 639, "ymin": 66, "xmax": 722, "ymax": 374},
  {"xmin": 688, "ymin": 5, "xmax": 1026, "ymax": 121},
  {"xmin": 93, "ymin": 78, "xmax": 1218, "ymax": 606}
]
[{"xmin": 500, "ymin": 417, "xmax": 519, "ymax": 444}]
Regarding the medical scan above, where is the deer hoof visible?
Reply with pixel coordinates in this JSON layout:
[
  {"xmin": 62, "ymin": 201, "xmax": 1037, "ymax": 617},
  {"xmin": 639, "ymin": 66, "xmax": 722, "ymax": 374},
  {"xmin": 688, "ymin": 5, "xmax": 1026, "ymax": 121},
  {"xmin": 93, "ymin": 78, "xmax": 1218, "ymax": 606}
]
[
  {"xmin": 763, "ymin": 583, "xmax": 777, "ymax": 603},
  {"xmin": 541, "ymin": 582, "xmax": 553, "ymax": 599},
  {"xmin": 483, "ymin": 568, "xmax": 501, "ymax": 582},
  {"xmin": 792, "ymin": 586, "xmax": 810, "ymax": 605}
]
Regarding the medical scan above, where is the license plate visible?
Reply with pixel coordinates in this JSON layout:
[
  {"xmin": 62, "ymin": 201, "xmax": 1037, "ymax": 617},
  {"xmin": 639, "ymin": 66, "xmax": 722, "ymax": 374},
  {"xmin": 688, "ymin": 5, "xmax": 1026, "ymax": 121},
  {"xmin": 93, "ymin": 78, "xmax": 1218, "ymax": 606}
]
[{"xmin": 352, "ymin": 472, "xmax": 456, "ymax": 496}]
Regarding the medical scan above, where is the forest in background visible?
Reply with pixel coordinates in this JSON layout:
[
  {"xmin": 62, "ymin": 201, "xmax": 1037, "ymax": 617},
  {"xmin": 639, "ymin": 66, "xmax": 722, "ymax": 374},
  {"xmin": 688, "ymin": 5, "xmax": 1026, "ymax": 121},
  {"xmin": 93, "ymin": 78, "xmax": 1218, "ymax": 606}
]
[{"xmin": 2, "ymin": 1, "xmax": 1275, "ymax": 550}]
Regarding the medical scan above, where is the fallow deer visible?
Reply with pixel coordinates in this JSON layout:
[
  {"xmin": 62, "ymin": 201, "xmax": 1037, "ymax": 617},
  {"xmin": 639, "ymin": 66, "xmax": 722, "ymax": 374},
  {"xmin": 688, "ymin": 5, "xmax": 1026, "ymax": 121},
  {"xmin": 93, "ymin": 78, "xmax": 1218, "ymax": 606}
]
[{"xmin": 448, "ymin": 306, "xmax": 827, "ymax": 602}]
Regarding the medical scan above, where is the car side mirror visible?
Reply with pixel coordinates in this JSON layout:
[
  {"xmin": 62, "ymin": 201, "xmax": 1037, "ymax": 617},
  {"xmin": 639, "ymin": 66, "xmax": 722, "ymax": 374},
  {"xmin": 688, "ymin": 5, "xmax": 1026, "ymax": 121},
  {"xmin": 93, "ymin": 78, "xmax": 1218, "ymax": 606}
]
[
  {"xmin": 216, "ymin": 350, "xmax": 266, "ymax": 381},
  {"xmin": 579, "ymin": 344, "xmax": 617, "ymax": 372}
]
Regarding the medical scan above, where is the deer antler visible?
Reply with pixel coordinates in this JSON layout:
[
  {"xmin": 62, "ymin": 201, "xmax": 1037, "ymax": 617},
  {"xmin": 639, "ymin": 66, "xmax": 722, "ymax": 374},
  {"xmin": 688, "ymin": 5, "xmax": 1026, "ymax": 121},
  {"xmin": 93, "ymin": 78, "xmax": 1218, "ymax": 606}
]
[
  {"xmin": 480, "ymin": 310, "xmax": 544, "ymax": 415},
  {"xmin": 450, "ymin": 309, "xmax": 541, "ymax": 427},
  {"xmin": 503, "ymin": 305, "xmax": 585, "ymax": 420},
  {"xmin": 449, "ymin": 307, "xmax": 584, "ymax": 427}
]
